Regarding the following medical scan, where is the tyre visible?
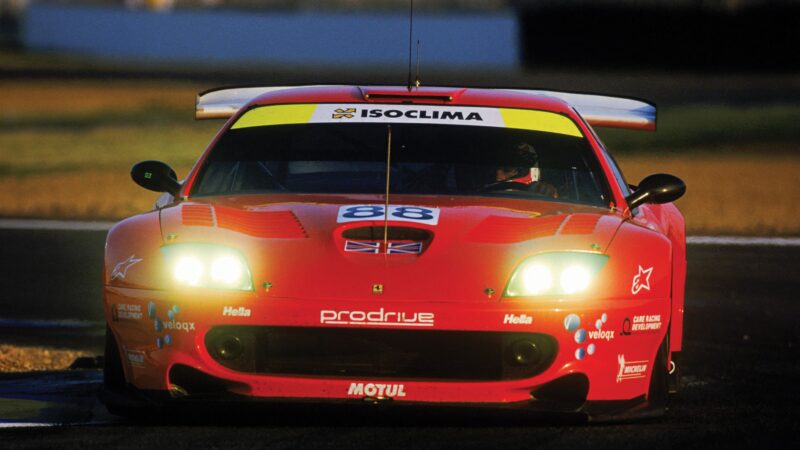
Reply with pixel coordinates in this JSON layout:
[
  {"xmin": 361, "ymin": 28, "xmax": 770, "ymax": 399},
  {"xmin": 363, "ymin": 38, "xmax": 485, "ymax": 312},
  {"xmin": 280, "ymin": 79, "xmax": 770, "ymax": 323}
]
[{"xmin": 647, "ymin": 334, "xmax": 670, "ymax": 413}]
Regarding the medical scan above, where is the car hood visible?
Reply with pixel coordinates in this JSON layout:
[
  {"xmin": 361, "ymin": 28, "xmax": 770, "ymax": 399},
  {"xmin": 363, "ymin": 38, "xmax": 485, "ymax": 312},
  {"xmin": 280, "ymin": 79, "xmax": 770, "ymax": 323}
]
[{"xmin": 159, "ymin": 194, "xmax": 624, "ymax": 302}]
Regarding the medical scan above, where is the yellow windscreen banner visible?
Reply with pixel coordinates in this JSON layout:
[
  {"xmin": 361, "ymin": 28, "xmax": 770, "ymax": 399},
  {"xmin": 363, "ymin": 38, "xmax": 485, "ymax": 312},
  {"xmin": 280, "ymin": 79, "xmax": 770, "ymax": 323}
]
[
  {"xmin": 232, "ymin": 103, "xmax": 583, "ymax": 137},
  {"xmin": 499, "ymin": 109, "xmax": 582, "ymax": 137},
  {"xmin": 231, "ymin": 104, "xmax": 318, "ymax": 129}
]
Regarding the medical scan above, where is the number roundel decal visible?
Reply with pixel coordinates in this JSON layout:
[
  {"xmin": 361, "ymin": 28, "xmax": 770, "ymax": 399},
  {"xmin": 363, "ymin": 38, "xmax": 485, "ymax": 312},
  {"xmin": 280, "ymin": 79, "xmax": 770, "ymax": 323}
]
[{"xmin": 337, "ymin": 205, "xmax": 440, "ymax": 225}]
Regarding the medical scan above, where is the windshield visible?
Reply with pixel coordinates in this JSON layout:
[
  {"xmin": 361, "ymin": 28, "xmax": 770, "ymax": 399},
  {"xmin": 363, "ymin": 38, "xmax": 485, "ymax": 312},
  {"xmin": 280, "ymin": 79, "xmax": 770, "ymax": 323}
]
[{"xmin": 192, "ymin": 120, "xmax": 611, "ymax": 206}]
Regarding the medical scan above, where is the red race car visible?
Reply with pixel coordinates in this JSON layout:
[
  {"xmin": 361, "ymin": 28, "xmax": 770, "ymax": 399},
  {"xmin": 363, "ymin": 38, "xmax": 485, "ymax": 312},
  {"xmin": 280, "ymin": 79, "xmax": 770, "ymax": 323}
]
[{"xmin": 103, "ymin": 85, "xmax": 686, "ymax": 421}]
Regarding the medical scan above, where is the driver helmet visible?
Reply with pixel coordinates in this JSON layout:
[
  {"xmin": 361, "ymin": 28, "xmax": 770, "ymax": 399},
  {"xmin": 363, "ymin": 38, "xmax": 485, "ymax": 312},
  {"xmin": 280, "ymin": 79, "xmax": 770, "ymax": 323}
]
[{"xmin": 498, "ymin": 142, "xmax": 539, "ymax": 184}]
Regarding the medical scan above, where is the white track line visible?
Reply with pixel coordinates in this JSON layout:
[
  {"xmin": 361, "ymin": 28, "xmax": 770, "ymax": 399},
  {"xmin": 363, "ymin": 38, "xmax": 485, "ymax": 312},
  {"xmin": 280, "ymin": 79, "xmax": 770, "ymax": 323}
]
[
  {"xmin": 0, "ymin": 318, "xmax": 104, "ymax": 329},
  {"xmin": 0, "ymin": 219, "xmax": 115, "ymax": 231},
  {"xmin": 687, "ymin": 236, "xmax": 800, "ymax": 246},
  {"xmin": 0, "ymin": 219, "xmax": 798, "ymax": 246},
  {"xmin": 0, "ymin": 422, "xmax": 59, "ymax": 428}
]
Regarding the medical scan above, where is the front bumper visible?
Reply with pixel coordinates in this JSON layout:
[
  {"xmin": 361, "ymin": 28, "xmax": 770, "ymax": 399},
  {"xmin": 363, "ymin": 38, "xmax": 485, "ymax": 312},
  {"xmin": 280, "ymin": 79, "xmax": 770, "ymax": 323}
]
[{"xmin": 105, "ymin": 286, "xmax": 669, "ymax": 410}]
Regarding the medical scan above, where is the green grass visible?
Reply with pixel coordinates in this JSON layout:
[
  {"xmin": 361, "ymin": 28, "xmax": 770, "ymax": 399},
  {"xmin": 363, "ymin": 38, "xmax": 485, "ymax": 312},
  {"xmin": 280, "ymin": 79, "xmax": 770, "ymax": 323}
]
[{"xmin": 0, "ymin": 121, "xmax": 218, "ymax": 177}]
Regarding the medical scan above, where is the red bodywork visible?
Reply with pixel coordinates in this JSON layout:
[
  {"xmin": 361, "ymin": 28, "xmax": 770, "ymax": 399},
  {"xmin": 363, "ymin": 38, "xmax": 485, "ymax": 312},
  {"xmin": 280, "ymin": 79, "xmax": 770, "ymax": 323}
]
[{"xmin": 104, "ymin": 86, "xmax": 686, "ymax": 419}]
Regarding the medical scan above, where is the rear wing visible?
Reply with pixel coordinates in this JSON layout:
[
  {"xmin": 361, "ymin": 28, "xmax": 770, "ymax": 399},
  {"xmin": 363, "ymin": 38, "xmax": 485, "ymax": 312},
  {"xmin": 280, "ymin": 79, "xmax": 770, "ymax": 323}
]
[
  {"xmin": 196, "ymin": 85, "xmax": 656, "ymax": 131},
  {"xmin": 504, "ymin": 90, "xmax": 656, "ymax": 131},
  {"xmin": 195, "ymin": 85, "xmax": 343, "ymax": 120}
]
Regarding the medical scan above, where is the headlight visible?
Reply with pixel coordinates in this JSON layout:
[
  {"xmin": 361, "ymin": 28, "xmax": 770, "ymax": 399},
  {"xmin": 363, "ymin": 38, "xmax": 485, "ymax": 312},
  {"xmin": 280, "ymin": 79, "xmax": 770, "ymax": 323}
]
[
  {"xmin": 505, "ymin": 252, "xmax": 608, "ymax": 297},
  {"xmin": 162, "ymin": 244, "xmax": 253, "ymax": 291}
]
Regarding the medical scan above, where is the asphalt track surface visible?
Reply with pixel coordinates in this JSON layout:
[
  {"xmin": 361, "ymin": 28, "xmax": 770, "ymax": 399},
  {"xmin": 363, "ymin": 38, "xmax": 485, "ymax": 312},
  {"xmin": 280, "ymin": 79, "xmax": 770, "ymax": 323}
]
[{"xmin": 0, "ymin": 228, "xmax": 798, "ymax": 449}]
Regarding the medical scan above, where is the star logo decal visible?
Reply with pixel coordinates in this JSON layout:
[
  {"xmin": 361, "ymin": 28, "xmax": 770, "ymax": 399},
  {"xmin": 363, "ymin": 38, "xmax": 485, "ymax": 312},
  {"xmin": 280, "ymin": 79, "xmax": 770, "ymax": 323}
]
[
  {"xmin": 631, "ymin": 265, "xmax": 653, "ymax": 295},
  {"xmin": 111, "ymin": 255, "xmax": 142, "ymax": 281}
]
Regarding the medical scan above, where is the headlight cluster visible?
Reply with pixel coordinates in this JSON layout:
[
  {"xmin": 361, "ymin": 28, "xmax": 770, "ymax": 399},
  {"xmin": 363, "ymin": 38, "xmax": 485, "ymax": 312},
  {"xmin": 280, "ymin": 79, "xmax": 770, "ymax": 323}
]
[
  {"xmin": 161, "ymin": 244, "xmax": 253, "ymax": 291},
  {"xmin": 505, "ymin": 252, "xmax": 608, "ymax": 297}
]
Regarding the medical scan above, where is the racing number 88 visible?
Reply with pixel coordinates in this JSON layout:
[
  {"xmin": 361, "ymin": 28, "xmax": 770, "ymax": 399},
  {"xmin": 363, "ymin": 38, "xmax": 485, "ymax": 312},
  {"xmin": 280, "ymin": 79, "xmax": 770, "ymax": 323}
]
[
  {"xmin": 341, "ymin": 206, "xmax": 435, "ymax": 222},
  {"xmin": 341, "ymin": 205, "xmax": 384, "ymax": 219},
  {"xmin": 391, "ymin": 207, "xmax": 434, "ymax": 221}
]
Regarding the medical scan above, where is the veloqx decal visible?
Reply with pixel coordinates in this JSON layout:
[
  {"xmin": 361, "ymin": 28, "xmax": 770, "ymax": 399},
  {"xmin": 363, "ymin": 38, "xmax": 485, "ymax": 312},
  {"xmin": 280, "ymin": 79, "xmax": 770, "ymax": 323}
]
[
  {"xmin": 617, "ymin": 354, "xmax": 648, "ymax": 383},
  {"xmin": 320, "ymin": 308, "xmax": 434, "ymax": 327},
  {"xmin": 631, "ymin": 265, "xmax": 653, "ymax": 295},
  {"xmin": 149, "ymin": 303, "xmax": 193, "ymax": 349},
  {"xmin": 565, "ymin": 312, "xmax": 611, "ymax": 360},
  {"xmin": 111, "ymin": 255, "xmax": 142, "ymax": 281},
  {"xmin": 337, "ymin": 205, "xmax": 440, "ymax": 225},
  {"xmin": 347, "ymin": 383, "xmax": 406, "ymax": 398}
]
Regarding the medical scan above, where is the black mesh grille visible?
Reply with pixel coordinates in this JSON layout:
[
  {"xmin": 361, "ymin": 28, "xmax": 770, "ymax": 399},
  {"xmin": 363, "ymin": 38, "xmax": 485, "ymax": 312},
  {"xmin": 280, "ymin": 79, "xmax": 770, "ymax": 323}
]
[{"xmin": 206, "ymin": 326, "xmax": 557, "ymax": 381}]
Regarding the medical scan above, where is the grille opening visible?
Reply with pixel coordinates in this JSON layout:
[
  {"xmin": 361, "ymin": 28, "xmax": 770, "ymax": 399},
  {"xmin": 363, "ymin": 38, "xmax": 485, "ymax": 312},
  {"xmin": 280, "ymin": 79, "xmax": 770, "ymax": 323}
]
[
  {"xmin": 342, "ymin": 226, "xmax": 432, "ymax": 241},
  {"xmin": 206, "ymin": 326, "xmax": 557, "ymax": 381}
]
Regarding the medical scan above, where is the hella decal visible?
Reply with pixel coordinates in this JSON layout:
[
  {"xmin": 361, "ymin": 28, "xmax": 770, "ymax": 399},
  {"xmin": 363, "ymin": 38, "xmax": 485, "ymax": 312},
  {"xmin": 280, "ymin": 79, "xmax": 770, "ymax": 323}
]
[
  {"xmin": 631, "ymin": 265, "xmax": 653, "ymax": 295},
  {"xmin": 320, "ymin": 308, "xmax": 434, "ymax": 327},
  {"xmin": 223, "ymin": 306, "xmax": 251, "ymax": 317},
  {"xmin": 503, "ymin": 314, "xmax": 533, "ymax": 325},
  {"xmin": 347, "ymin": 383, "xmax": 407, "ymax": 398},
  {"xmin": 617, "ymin": 354, "xmax": 648, "ymax": 383}
]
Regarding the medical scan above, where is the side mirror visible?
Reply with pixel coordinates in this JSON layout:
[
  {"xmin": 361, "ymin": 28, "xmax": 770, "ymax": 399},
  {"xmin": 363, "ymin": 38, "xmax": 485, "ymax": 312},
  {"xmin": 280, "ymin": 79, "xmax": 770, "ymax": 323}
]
[
  {"xmin": 131, "ymin": 160, "xmax": 182, "ymax": 197},
  {"xmin": 625, "ymin": 173, "xmax": 685, "ymax": 210}
]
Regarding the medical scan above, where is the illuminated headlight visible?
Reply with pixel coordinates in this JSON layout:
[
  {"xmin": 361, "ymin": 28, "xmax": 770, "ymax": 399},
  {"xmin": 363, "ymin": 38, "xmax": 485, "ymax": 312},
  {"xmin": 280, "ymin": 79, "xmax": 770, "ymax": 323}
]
[
  {"xmin": 162, "ymin": 244, "xmax": 253, "ymax": 291},
  {"xmin": 505, "ymin": 252, "xmax": 608, "ymax": 297}
]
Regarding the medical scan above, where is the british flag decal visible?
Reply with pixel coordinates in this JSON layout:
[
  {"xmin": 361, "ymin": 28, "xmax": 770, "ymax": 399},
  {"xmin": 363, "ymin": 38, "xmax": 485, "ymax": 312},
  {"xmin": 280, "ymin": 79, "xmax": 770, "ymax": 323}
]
[
  {"xmin": 387, "ymin": 242, "xmax": 423, "ymax": 255},
  {"xmin": 344, "ymin": 241, "xmax": 423, "ymax": 255},
  {"xmin": 344, "ymin": 241, "xmax": 380, "ymax": 254}
]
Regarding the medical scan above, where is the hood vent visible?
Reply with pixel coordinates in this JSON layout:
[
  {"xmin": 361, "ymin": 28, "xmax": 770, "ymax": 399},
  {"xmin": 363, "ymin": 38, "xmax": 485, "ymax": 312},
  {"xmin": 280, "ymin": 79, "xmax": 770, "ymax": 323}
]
[
  {"xmin": 560, "ymin": 214, "xmax": 601, "ymax": 235},
  {"xmin": 342, "ymin": 226, "xmax": 431, "ymax": 242},
  {"xmin": 180, "ymin": 204, "xmax": 307, "ymax": 238},
  {"xmin": 181, "ymin": 204, "xmax": 215, "ymax": 227}
]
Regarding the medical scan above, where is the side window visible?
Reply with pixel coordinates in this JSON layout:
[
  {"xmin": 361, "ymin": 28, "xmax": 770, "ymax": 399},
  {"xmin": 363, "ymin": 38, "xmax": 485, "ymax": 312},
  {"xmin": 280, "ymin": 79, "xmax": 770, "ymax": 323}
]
[{"xmin": 584, "ymin": 121, "xmax": 631, "ymax": 198}]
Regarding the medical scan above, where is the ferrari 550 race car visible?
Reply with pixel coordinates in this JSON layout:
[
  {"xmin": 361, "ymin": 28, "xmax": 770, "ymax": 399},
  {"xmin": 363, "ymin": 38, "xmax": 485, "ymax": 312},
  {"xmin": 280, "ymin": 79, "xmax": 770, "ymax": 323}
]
[{"xmin": 103, "ymin": 84, "xmax": 686, "ymax": 421}]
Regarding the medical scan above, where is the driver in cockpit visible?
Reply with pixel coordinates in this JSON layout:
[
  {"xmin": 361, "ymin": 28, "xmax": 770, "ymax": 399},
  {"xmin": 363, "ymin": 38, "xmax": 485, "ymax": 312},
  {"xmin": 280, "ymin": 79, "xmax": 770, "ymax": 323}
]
[{"xmin": 491, "ymin": 142, "xmax": 558, "ymax": 198}]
